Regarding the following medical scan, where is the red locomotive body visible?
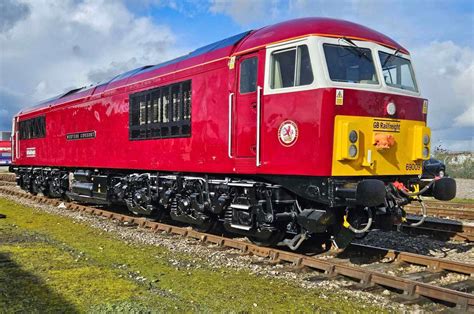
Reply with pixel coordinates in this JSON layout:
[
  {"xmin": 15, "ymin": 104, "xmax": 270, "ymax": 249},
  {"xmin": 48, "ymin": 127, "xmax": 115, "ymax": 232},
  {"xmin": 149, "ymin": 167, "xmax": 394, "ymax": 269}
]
[{"xmin": 11, "ymin": 18, "xmax": 456, "ymax": 249}]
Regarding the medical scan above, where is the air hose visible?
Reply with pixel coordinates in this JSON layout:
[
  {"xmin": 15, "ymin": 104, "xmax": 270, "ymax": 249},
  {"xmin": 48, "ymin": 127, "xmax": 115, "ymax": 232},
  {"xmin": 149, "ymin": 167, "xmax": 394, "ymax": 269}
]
[
  {"xmin": 394, "ymin": 181, "xmax": 431, "ymax": 227},
  {"xmin": 398, "ymin": 179, "xmax": 435, "ymax": 197},
  {"xmin": 402, "ymin": 197, "xmax": 427, "ymax": 227},
  {"xmin": 343, "ymin": 207, "xmax": 373, "ymax": 234}
]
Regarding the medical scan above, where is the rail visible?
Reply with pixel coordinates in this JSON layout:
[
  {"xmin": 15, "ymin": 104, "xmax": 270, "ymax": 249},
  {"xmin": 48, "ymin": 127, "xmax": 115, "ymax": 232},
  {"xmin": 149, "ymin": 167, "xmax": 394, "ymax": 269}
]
[
  {"xmin": 406, "ymin": 204, "xmax": 474, "ymax": 221},
  {"xmin": 0, "ymin": 186, "xmax": 472, "ymax": 310}
]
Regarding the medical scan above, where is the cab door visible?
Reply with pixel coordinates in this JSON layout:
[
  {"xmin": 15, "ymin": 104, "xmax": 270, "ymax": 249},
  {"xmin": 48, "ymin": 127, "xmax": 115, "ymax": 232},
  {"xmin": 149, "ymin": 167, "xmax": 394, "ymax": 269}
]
[{"xmin": 233, "ymin": 53, "xmax": 263, "ymax": 163}]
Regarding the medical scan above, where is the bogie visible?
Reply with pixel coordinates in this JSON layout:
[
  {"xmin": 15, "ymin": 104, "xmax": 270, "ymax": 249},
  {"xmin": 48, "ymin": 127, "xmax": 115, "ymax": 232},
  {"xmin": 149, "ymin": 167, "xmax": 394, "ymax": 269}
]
[{"xmin": 12, "ymin": 166, "xmax": 427, "ymax": 251}]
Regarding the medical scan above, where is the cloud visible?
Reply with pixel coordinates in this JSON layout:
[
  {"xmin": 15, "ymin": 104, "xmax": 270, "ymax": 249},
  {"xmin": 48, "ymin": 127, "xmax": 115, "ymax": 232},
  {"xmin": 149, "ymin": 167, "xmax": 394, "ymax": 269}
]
[
  {"xmin": 412, "ymin": 41, "xmax": 473, "ymax": 151},
  {"xmin": 209, "ymin": 0, "xmax": 280, "ymax": 24},
  {"xmin": 431, "ymin": 127, "xmax": 473, "ymax": 152},
  {"xmin": 214, "ymin": 0, "xmax": 473, "ymax": 48},
  {"xmin": 87, "ymin": 58, "xmax": 141, "ymax": 83},
  {"xmin": 0, "ymin": 0, "xmax": 30, "ymax": 33},
  {"xmin": 0, "ymin": 86, "xmax": 27, "ymax": 130},
  {"xmin": 413, "ymin": 41, "xmax": 474, "ymax": 139},
  {"xmin": 0, "ymin": 0, "xmax": 472, "ymax": 151},
  {"xmin": 125, "ymin": 0, "xmax": 209, "ymax": 18},
  {"xmin": 454, "ymin": 106, "xmax": 474, "ymax": 127},
  {"xmin": 0, "ymin": 0, "xmax": 181, "ymax": 131},
  {"xmin": 446, "ymin": 139, "xmax": 474, "ymax": 152}
]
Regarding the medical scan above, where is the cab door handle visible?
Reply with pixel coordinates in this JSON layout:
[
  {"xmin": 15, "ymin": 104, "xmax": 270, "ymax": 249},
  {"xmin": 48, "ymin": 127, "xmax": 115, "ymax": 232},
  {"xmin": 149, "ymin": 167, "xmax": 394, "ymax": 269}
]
[
  {"xmin": 228, "ymin": 92, "xmax": 234, "ymax": 159},
  {"xmin": 256, "ymin": 86, "xmax": 262, "ymax": 167}
]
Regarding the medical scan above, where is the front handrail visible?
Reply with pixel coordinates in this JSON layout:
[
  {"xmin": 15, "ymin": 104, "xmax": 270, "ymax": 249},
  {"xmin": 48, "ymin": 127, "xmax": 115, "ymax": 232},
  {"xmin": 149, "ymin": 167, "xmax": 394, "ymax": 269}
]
[
  {"xmin": 228, "ymin": 92, "xmax": 234, "ymax": 159},
  {"xmin": 256, "ymin": 86, "xmax": 262, "ymax": 167}
]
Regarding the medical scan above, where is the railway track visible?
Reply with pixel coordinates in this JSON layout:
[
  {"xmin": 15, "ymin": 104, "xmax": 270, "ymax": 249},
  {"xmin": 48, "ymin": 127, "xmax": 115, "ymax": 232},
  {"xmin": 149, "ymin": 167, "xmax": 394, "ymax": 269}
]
[
  {"xmin": 402, "ymin": 216, "xmax": 474, "ymax": 242},
  {"xmin": 406, "ymin": 204, "xmax": 474, "ymax": 221},
  {"xmin": 0, "ymin": 173, "xmax": 15, "ymax": 182},
  {"xmin": 424, "ymin": 200, "xmax": 474, "ymax": 210},
  {"xmin": 0, "ymin": 176, "xmax": 472, "ymax": 241},
  {"xmin": 0, "ymin": 186, "xmax": 473, "ymax": 310}
]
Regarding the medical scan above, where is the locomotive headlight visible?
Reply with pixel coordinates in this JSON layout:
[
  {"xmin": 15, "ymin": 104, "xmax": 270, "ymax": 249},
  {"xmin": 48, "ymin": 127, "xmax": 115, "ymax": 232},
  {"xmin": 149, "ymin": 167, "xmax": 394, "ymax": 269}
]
[
  {"xmin": 349, "ymin": 145, "xmax": 358, "ymax": 158},
  {"xmin": 422, "ymin": 147, "xmax": 429, "ymax": 158},
  {"xmin": 386, "ymin": 102, "xmax": 396, "ymax": 116},
  {"xmin": 423, "ymin": 134, "xmax": 430, "ymax": 145},
  {"xmin": 349, "ymin": 130, "xmax": 358, "ymax": 143}
]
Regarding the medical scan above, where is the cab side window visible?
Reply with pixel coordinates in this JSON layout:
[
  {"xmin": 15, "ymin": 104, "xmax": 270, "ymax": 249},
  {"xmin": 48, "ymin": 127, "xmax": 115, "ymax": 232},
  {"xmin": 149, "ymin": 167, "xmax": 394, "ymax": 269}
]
[
  {"xmin": 239, "ymin": 57, "xmax": 258, "ymax": 93},
  {"xmin": 271, "ymin": 45, "xmax": 313, "ymax": 89}
]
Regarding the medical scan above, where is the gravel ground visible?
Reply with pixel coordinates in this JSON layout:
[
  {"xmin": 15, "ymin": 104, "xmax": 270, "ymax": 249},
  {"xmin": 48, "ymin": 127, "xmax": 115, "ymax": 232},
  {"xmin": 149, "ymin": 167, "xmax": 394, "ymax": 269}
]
[
  {"xmin": 454, "ymin": 178, "xmax": 474, "ymax": 199},
  {"xmin": 3, "ymin": 191, "xmax": 473, "ymax": 311},
  {"xmin": 354, "ymin": 230, "xmax": 473, "ymax": 263}
]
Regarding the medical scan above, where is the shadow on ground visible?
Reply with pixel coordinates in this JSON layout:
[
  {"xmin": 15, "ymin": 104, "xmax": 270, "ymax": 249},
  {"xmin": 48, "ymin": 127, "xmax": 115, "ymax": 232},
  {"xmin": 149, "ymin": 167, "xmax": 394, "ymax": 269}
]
[{"xmin": 0, "ymin": 252, "xmax": 78, "ymax": 313}]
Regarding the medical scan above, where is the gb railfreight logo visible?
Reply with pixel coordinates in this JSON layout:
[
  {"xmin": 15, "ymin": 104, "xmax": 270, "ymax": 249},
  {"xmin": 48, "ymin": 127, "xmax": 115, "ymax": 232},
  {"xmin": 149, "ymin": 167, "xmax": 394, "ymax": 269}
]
[{"xmin": 373, "ymin": 119, "xmax": 401, "ymax": 133}]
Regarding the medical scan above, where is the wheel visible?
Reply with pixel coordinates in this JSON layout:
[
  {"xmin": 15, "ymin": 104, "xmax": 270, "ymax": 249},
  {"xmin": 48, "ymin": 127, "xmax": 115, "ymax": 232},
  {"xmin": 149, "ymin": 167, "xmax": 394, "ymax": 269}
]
[
  {"xmin": 191, "ymin": 218, "xmax": 220, "ymax": 233},
  {"xmin": 249, "ymin": 231, "xmax": 285, "ymax": 247},
  {"xmin": 149, "ymin": 208, "xmax": 168, "ymax": 221}
]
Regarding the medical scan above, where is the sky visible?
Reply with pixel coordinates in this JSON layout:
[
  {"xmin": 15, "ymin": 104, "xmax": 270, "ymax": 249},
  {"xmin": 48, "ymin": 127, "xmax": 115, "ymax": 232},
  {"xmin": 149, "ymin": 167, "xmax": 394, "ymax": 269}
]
[{"xmin": 0, "ymin": 0, "xmax": 473, "ymax": 151}]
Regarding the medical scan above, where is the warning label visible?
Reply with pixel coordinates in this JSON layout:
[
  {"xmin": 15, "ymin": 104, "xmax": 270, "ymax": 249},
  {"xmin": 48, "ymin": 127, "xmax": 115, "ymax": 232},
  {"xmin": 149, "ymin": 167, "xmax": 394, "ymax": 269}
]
[
  {"xmin": 335, "ymin": 89, "xmax": 344, "ymax": 106},
  {"xmin": 228, "ymin": 56, "xmax": 236, "ymax": 70}
]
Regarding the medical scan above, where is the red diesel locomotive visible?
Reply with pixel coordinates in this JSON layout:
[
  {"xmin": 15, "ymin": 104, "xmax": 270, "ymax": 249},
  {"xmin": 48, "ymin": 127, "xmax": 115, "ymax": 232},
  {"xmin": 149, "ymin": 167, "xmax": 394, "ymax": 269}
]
[{"xmin": 10, "ymin": 18, "xmax": 456, "ymax": 249}]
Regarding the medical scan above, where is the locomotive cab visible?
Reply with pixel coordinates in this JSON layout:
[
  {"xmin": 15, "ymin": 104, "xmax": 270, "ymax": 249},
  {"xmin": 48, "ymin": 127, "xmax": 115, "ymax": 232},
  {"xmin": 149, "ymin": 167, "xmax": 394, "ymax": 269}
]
[
  {"xmin": 253, "ymin": 32, "xmax": 456, "ymax": 245},
  {"xmin": 261, "ymin": 35, "xmax": 431, "ymax": 178}
]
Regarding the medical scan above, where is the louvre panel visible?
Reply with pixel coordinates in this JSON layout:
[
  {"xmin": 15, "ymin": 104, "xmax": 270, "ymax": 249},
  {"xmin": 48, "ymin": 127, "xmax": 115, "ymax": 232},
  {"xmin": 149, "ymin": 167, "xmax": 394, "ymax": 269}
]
[
  {"xmin": 129, "ymin": 80, "xmax": 191, "ymax": 140},
  {"xmin": 19, "ymin": 116, "xmax": 46, "ymax": 140}
]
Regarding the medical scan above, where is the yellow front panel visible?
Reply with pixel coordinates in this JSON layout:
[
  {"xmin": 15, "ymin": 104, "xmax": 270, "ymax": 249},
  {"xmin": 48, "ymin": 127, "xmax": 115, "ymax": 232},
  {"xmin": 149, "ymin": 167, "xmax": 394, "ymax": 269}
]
[{"xmin": 332, "ymin": 115, "xmax": 430, "ymax": 176}]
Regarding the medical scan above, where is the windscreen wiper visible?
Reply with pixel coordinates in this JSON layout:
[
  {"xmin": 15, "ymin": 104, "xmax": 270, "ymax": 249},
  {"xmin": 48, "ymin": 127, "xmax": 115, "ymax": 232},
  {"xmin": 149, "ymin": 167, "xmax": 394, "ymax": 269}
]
[
  {"xmin": 339, "ymin": 37, "xmax": 371, "ymax": 62},
  {"xmin": 341, "ymin": 37, "xmax": 358, "ymax": 47},
  {"xmin": 381, "ymin": 48, "xmax": 401, "ymax": 68}
]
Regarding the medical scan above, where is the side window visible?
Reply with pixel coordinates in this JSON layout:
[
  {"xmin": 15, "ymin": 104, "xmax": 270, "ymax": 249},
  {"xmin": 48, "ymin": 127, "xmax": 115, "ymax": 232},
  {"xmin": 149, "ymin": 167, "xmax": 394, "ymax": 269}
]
[
  {"xmin": 298, "ymin": 46, "xmax": 313, "ymax": 85},
  {"xmin": 271, "ymin": 45, "xmax": 313, "ymax": 89},
  {"xmin": 239, "ymin": 57, "xmax": 258, "ymax": 93},
  {"xmin": 272, "ymin": 48, "xmax": 296, "ymax": 88},
  {"xmin": 19, "ymin": 116, "xmax": 46, "ymax": 140},
  {"xmin": 129, "ymin": 80, "xmax": 192, "ymax": 140}
]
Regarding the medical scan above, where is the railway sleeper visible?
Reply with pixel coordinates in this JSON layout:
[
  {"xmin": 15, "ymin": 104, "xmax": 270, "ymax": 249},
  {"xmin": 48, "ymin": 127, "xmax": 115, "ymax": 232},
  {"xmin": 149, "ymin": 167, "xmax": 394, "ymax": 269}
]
[
  {"xmin": 11, "ymin": 166, "xmax": 446, "ymax": 250},
  {"xmin": 1, "ymin": 184, "xmax": 473, "ymax": 310}
]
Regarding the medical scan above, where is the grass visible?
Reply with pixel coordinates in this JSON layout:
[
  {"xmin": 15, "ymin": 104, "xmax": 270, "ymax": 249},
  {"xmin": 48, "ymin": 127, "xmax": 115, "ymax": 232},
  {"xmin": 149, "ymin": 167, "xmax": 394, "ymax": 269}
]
[
  {"xmin": 423, "ymin": 197, "xmax": 474, "ymax": 205},
  {"xmin": 0, "ymin": 197, "xmax": 385, "ymax": 313},
  {"xmin": 451, "ymin": 198, "xmax": 474, "ymax": 204}
]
